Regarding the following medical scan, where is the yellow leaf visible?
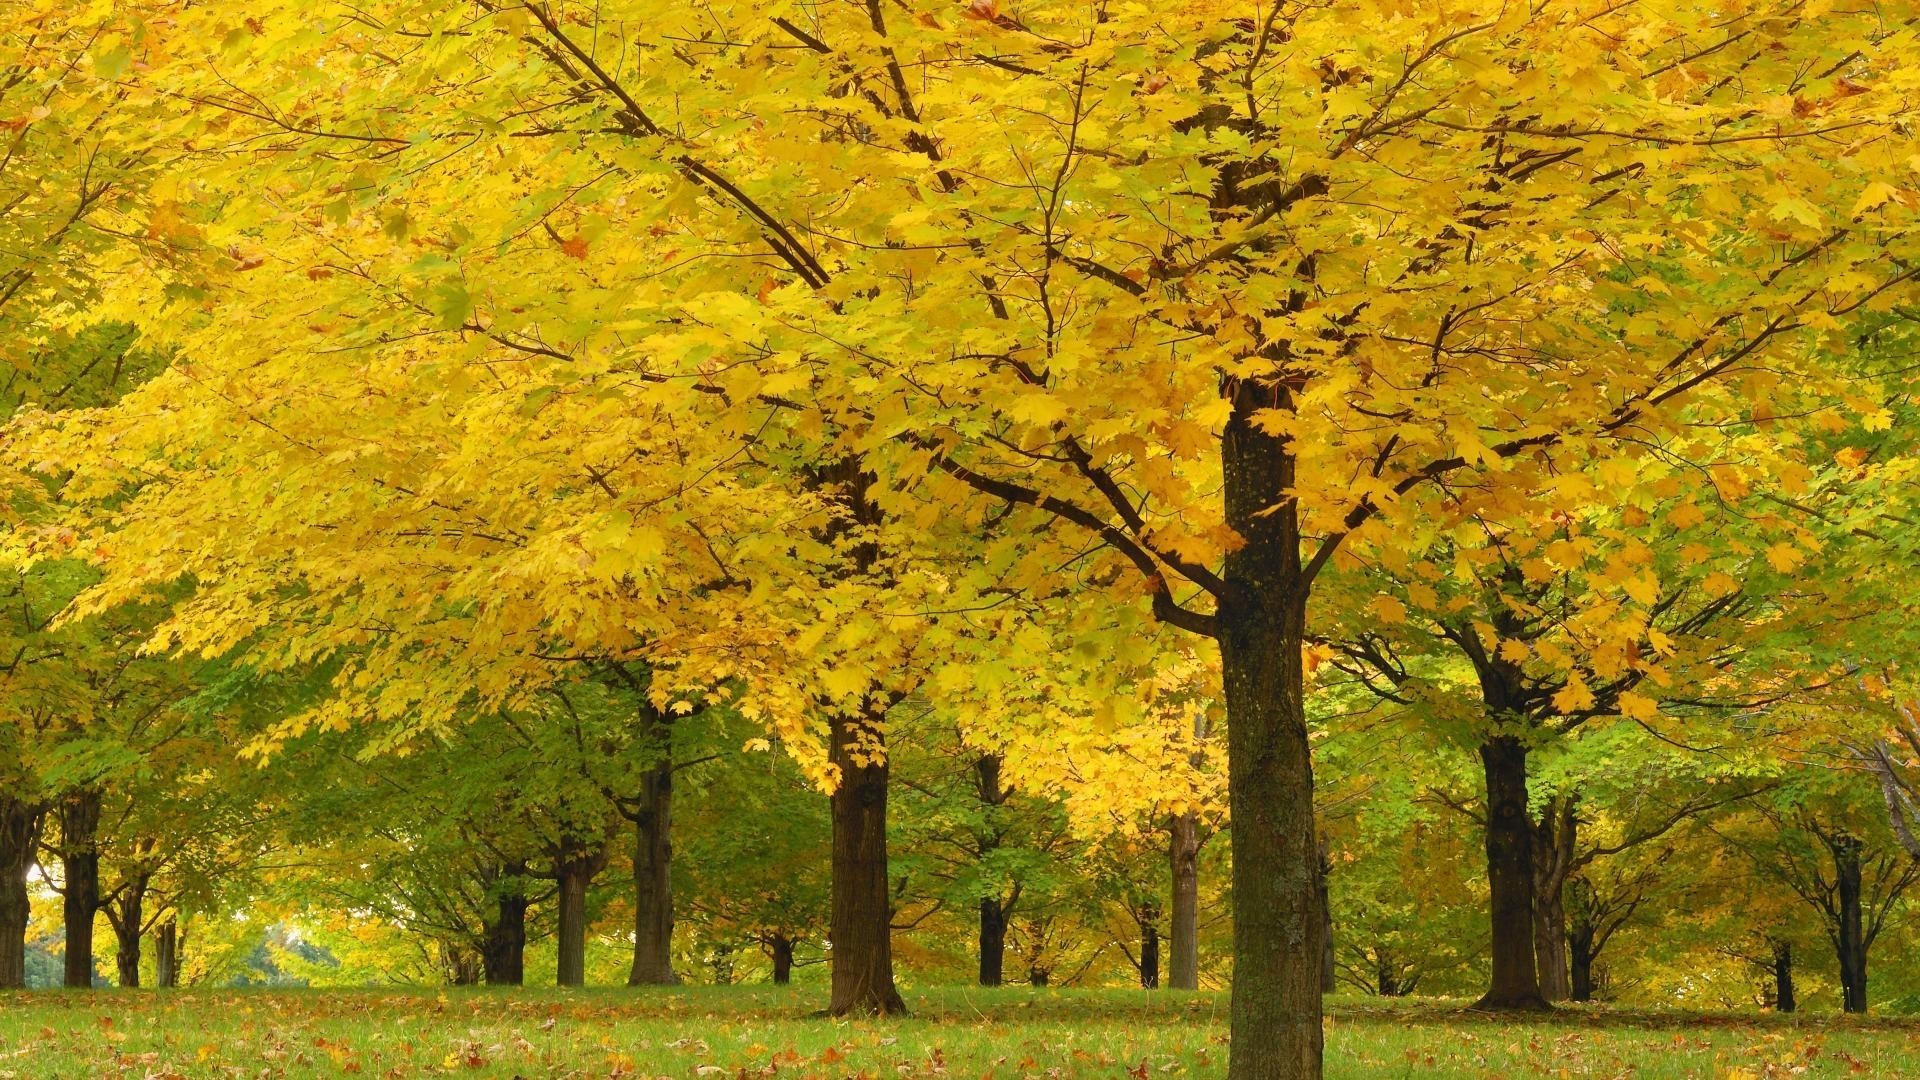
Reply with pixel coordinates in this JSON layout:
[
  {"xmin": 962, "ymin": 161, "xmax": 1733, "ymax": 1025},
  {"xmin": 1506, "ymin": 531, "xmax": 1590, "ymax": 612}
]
[
  {"xmin": 1764, "ymin": 542, "xmax": 1804, "ymax": 573},
  {"xmin": 1852, "ymin": 181, "xmax": 1901, "ymax": 216},
  {"xmin": 1621, "ymin": 571, "xmax": 1660, "ymax": 606},
  {"xmin": 1369, "ymin": 594, "xmax": 1407, "ymax": 625},
  {"xmin": 1553, "ymin": 678, "xmax": 1595, "ymax": 714},
  {"xmin": 1618, "ymin": 692, "xmax": 1660, "ymax": 722}
]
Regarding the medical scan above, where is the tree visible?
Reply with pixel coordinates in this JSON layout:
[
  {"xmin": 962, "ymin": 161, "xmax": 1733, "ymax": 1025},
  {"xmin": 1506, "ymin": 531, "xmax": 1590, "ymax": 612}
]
[
  {"xmin": 31, "ymin": 5, "xmax": 1920, "ymax": 1076},
  {"xmin": 1727, "ymin": 780, "xmax": 1920, "ymax": 1014}
]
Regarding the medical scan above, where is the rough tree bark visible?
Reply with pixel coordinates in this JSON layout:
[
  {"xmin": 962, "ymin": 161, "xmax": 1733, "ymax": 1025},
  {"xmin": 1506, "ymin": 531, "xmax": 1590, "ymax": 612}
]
[
  {"xmin": 1169, "ymin": 811, "xmax": 1201, "ymax": 991},
  {"xmin": 827, "ymin": 703, "xmax": 905, "ymax": 1015},
  {"xmin": 0, "ymin": 796, "xmax": 40, "ymax": 989},
  {"xmin": 1771, "ymin": 939, "xmax": 1795, "ymax": 1013},
  {"xmin": 1474, "ymin": 737, "xmax": 1547, "ymax": 1010},
  {"xmin": 60, "ymin": 789, "xmax": 103, "ymax": 989},
  {"xmin": 1830, "ymin": 833, "xmax": 1868, "ymax": 1014},
  {"xmin": 627, "ymin": 713, "xmax": 679, "ymax": 987},
  {"xmin": 553, "ymin": 838, "xmax": 610, "ymax": 988},
  {"xmin": 1139, "ymin": 907, "xmax": 1161, "ymax": 990},
  {"xmin": 975, "ymin": 753, "xmax": 1011, "ymax": 988},
  {"xmin": 155, "ymin": 920, "xmax": 180, "ymax": 988},
  {"xmin": 1532, "ymin": 796, "xmax": 1576, "ymax": 1002},
  {"xmin": 978, "ymin": 897, "xmax": 1007, "ymax": 987},
  {"xmin": 769, "ymin": 934, "xmax": 794, "ymax": 985},
  {"xmin": 1568, "ymin": 920, "xmax": 1596, "ymax": 1002},
  {"xmin": 481, "ymin": 860, "xmax": 529, "ymax": 986},
  {"xmin": 108, "ymin": 872, "xmax": 151, "ymax": 988},
  {"xmin": 1218, "ymin": 378, "xmax": 1325, "ymax": 1077}
]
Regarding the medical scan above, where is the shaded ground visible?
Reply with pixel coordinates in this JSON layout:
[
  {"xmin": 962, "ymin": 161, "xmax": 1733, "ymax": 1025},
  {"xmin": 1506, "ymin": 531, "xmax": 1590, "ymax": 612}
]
[{"xmin": 0, "ymin": 986, "xmax": 1913, "ymax": 1078}]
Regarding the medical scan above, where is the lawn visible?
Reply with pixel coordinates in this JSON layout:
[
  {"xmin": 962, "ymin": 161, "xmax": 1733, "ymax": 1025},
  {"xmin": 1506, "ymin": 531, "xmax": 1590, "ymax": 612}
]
[{"xmin": 2, "ymin": 987, "xmax": 1917, "ymax": 1079}]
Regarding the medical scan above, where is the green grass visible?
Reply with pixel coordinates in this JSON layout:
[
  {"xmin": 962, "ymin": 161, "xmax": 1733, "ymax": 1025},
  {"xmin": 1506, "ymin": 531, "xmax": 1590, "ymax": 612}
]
[{"xmin": 2, "ymin": 986, "xmax": 1918, "ymax": 1078}]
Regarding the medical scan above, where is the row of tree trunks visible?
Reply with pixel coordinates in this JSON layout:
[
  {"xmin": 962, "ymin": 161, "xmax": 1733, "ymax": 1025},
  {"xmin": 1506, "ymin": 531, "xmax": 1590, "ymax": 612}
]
[{"xmin": 0, "ymin": 796, "xmax": 40, "ymax": 988}]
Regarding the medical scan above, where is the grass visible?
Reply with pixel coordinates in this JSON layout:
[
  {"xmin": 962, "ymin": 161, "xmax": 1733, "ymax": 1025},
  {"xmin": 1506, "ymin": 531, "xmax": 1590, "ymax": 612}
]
[{"xmin": 2, "ymin": 985, "xmax": 1918, "ymax": 1078}]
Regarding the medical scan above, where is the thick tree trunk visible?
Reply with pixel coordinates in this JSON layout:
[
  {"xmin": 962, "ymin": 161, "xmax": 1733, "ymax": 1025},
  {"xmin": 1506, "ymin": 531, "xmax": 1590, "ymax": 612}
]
[
  {"xmin": 627, "ymin": 747, "xmax": 679, "ymax": 986},
  {"xmin": 155, "ymin": 920, "xmax": 179, "ymax": 989},
  {"xmin": 1474, "ymin": 738, "xmax": 1547, "ymax": 1010},
  {"xmin": 1218, "ymin": 394, "xmax": 1324, "ymax": 1079},
  {"xmin": 1832, "ymin": 835, "xmax": 1868, "ymax": 1014},
  {"xmin": 60, "ymin": 789, "xmax": 103, "ymax": 989},
  {"xmin": 482, "ymin": 861, "xmax": 529, "ymax": 986},
  {"xmin": 978, "ymin": 896, "xmax": 1007, "ymax": 986},
  {"xmin": 827, "ymin": 705, "xmax": 905, "ymax": 1016},
  {"xmin": 1027, "ymin": 965, "xmax": 1049, "ymax": 987},
  {"xmin": 770, "ymin": 934, "xmax": 794, "ymax": 985},
  {"xmin": 1771, "ymin": 939, "xmax": 1795, "ymax": 1013},
  {"xmin": 111, "ymin": 876, "xmax": 148, "ymax": 988},
  {"xmin": 1533, "ymin": 880, "xmax": 1570, "ymax": 1001},
  {"xmin": 553, "ymin": 841, "xmax": 607, "ymax": 988},
  {"xmin": 1140, "ymin": 917, "xmax": 1161, "ymax": 989},
  {"xmin": 0, "ymin": 797, "xmax": 40, "ymax": 989},
  {"xmin": 1532, "ymin": 797, "xmax": 1575, "ymax": 1002},
  {"xmin": 1169, "ymin": 812, "xmax": 1201, "ymax": 991}
]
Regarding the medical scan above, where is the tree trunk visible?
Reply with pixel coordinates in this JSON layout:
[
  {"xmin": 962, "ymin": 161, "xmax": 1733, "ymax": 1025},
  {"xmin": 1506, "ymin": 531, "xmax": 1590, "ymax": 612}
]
[
  {"xmin": 1027, "ymin": 965, "xmax": 1049, "ymax": 987},
  {"xmin": 974, "ymin": 754, "xmax": 1011, "ymax": 988},
  {"xmin": 770, "ymin": 934, "xmax": 794, "ymax": 985},
  {"xmin": 1140, "ymin": 916, "xmax": 1161, "ymax": 989},
  {"xmin": 627, "ymin": 742, "xmax": 679, "ymax": 986},
  {"xmin": 1771, "ymin": 939, "xmax": 1794, "ymax": 1013},
  {"xmin": 155, "ymin": 920, "xmax": 179, "ymax": 989},
  {"xmin": 1169, "ymin": 812, "xmax": 1201, "ymax": 991},
  {"xmin": 443, "ymin": 940, "xmax": 483, "ymax": 985},
  {"xmin": 827, "ymin": 704, "xmax": 905, "ymax": 1016},
  {"xmin": 1218, "ymin": 390, "xmax": 1324, "ymax": 1079},
  {"xmin": 482, "ymin": 861, "xmax": 528, "ymax": 986},
  {"xmin": 1474, "ymin": 737, "xmax": 1547, "ymax": 1010},
  {"xmin": 1832, "ymin": 834, "xmax": 1868, "ymax": 1014},
  {"xmin": 60, "ymin": 789, "xmax": 103, "ymax": 989},
  {"xmin": 553, "ymin": 841, "xmax": 607, "ymax": 988},
  {"xmin": 1374, "ymin": 946, "xmax": 1401, "ymax": 997},
  {"xmin": 1532, "ymin": 796, "xmax": 1575, "ymax": 1002},
  {"xmin": 978, "ymin": 896, "xmax": 1007, "ymax": 987},
  {"xmin": 1568, "ymin": 923, "xmax": 1595, "ymax": 1002},
  {"xmin": 111, "ymin": 875, "xmax": 148, "ymax": 988},
  {"xmin": 0, "ymin": 797, "xmax": 40, "ymax": 989}
]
